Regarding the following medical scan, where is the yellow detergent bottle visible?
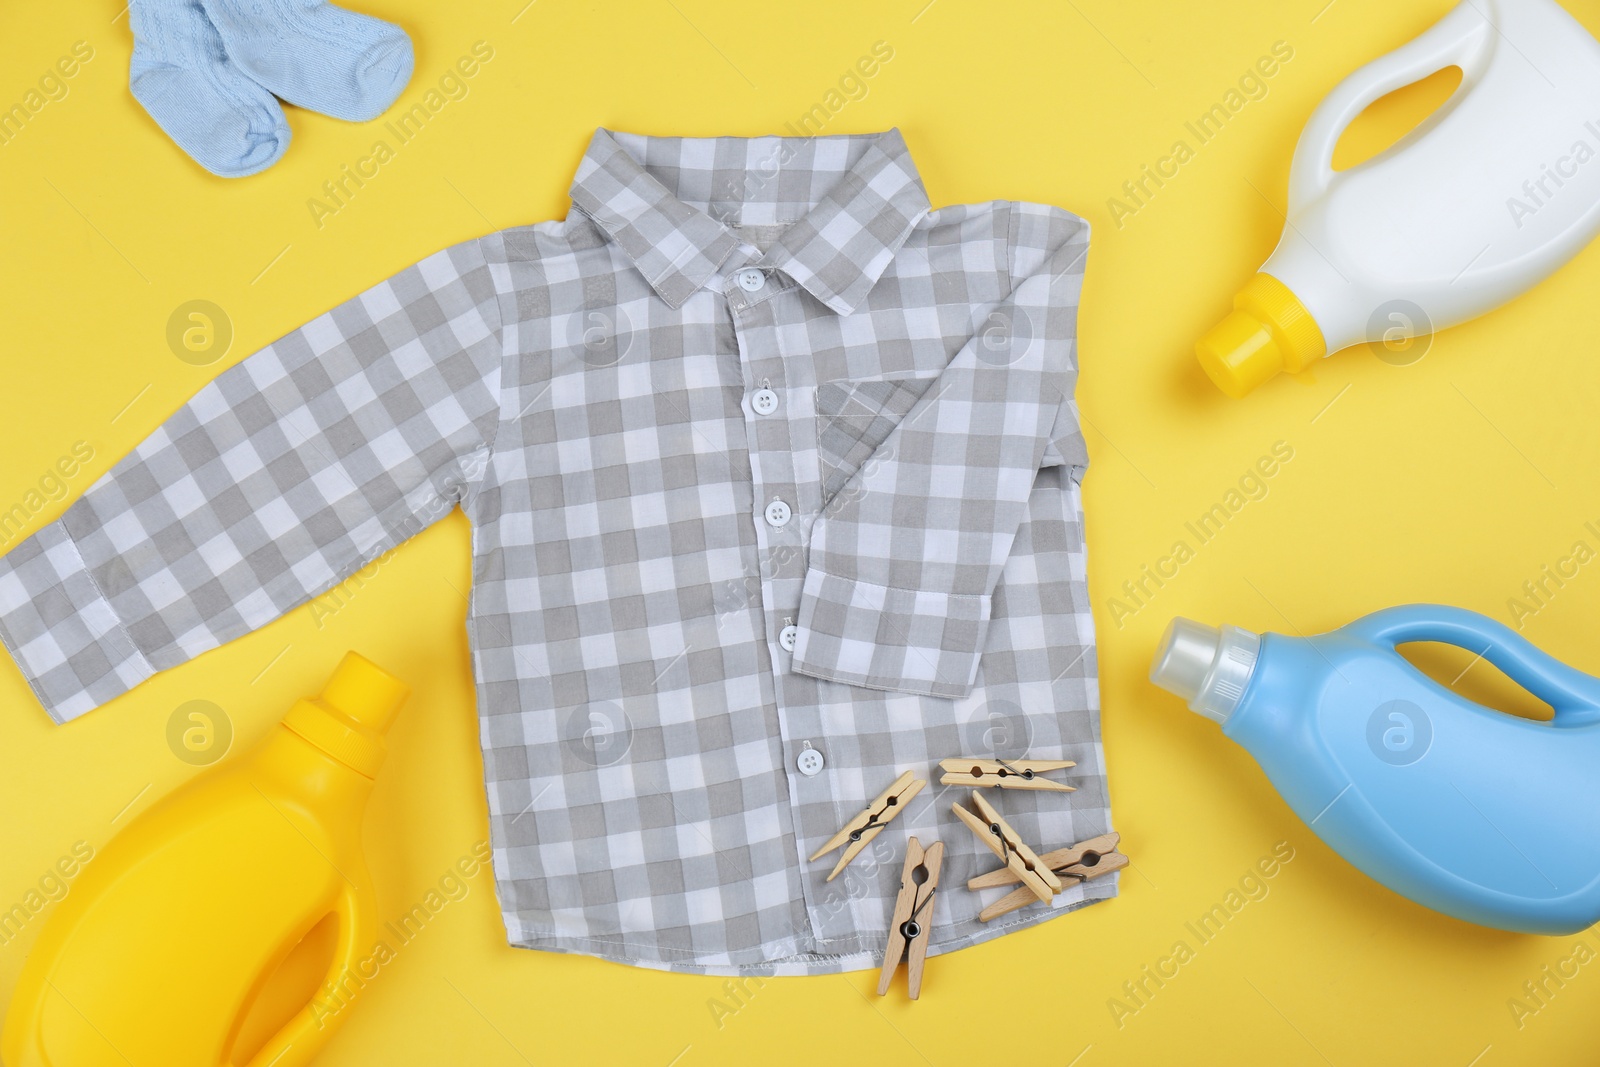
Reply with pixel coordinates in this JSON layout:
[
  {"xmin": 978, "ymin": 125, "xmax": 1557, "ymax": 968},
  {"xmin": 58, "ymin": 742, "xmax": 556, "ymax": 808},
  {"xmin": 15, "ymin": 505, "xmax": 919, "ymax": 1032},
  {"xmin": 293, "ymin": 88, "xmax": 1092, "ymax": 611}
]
[{"xmin": 1, "ymin": 652, "xmax": 409, "ymax": 1067}]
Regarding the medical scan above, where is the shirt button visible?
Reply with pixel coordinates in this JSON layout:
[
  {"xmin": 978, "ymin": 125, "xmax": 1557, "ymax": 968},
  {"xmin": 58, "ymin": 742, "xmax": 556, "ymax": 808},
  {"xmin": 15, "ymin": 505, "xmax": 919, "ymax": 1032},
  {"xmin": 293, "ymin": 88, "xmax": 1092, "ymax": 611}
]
[
  {"xmin": 764, "ymin": 500, "xmax": 792, "ymax": 527},
  {"xmin": 736, "ymin": 269, "xmax": 766, "ymax": 293},
  {"xmin": 751, "ymin": 388, "xmax": 779, "ymax": 416},
  {"xmin": 797, "ymin": 748, "xmax": 825, "ymax": 776},
  {"xmin": 779, "ymin": 625, "xmax": 798, "ymax": 652}
]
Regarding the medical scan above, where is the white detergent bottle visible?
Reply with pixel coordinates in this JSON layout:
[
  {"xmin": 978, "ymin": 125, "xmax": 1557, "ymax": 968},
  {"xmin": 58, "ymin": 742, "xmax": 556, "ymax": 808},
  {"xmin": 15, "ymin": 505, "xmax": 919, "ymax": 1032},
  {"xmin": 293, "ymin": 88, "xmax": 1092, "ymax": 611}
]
[{"xmin": 1197, "ymin": 0, "xmax": 1600, "ymax": 397}]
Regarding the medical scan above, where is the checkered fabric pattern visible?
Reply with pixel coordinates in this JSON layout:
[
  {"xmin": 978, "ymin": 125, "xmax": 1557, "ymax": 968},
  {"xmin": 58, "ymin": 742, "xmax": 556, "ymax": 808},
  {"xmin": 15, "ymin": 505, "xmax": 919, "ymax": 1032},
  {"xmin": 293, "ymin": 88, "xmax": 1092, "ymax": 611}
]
[{"xmin": 0, "ymin": 129, "xmax": 1111, "ymax": 975}]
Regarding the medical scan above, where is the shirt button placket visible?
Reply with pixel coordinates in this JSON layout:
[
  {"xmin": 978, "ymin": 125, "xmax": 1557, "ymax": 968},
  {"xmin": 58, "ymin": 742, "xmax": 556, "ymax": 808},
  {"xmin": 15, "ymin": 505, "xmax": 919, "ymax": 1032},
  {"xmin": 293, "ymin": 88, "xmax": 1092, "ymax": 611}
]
[{"xmin": 726, "ymin": 262, "xmax": 830, "ymax": 944}]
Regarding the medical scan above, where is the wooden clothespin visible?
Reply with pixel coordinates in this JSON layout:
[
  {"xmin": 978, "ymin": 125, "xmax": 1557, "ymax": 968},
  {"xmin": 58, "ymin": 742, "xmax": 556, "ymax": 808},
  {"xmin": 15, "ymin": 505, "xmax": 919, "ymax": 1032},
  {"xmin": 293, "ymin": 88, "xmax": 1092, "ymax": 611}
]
[
  {"xmin": 810, "ymin": 770, "xmax": 925, "ymax": 881},
  {"xmin": 877, "ymin": 837, "xmax": 944, "ymax": 999},
  {"xmin": 950, "ymin": 790, "xmax": 1061, "ymax": 904},
  {"xmin": 938, "ymin": 757, "xmax": 1077, "ymax": 793},
  {"xmin": 968, "ymin": 832, "xmax": 1128, "ymax": 922}
]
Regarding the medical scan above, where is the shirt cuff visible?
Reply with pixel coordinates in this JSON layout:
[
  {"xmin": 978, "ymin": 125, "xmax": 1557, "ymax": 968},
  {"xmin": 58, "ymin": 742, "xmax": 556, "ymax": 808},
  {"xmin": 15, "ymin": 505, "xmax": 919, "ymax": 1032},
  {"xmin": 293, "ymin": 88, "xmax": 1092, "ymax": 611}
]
[
  {"xmin": 790, "ymin": 568, "xmax": 991, "ymax": 699},
  {"xmin": 0, "ymin": 519, "xmax": 155, "ymax": 724}
]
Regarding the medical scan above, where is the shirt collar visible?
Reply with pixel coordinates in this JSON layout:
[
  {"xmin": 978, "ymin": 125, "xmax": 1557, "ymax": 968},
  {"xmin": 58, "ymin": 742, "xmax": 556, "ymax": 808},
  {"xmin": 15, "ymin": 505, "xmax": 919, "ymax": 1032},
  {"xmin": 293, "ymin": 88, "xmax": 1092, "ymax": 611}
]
[{"xmin": 570, "ymin": 129, "xmax": 931, "ymax": 315}]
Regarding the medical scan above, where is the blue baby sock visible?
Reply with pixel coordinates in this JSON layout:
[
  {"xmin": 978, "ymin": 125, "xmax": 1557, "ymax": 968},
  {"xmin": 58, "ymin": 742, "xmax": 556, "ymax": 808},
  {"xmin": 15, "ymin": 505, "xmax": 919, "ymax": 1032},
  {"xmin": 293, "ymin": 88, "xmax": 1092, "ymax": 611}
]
[
  {"xmin": 129, "ymin": 0, "xmax": 291, "ymax": 177},
  {"xmin": 199, "ymin": 0, "xmax": 414, "ymax": 123}
]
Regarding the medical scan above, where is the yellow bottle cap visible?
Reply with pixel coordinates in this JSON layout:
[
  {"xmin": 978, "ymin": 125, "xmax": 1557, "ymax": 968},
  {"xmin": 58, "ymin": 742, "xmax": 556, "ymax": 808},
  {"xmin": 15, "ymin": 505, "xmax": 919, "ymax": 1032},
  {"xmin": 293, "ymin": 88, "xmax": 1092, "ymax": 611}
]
[
  {"xmin": 282, "ymin": 652, "xmax": 410, "ymax": 777},
  {"xmin": 319, "ymin": 651, "xmax": 410, "ymax": 733},
  {"xmin": 1196, "ymin": 273, "xmax": 1326, "ymax": 398}
]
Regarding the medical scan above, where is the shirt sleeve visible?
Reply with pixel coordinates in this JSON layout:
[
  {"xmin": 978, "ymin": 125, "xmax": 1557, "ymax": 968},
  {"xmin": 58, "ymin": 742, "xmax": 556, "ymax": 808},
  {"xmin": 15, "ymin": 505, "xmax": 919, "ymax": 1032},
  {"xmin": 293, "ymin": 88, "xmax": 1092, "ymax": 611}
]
[
  {"xmin": 790, "ymin": 204, "xmax": 1089, "ymax": 699},
  {"xmin": 0, "ymin": 237, "xmax": 505, "ymax": 723}
]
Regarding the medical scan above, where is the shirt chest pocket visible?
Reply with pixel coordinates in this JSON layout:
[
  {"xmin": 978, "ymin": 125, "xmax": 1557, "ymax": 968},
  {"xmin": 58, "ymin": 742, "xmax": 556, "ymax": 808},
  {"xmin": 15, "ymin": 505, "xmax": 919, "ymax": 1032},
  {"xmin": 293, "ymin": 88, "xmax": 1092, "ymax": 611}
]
[{"xmin": 814, "ymin": 377, "xmax": 936, "ymax": 504}]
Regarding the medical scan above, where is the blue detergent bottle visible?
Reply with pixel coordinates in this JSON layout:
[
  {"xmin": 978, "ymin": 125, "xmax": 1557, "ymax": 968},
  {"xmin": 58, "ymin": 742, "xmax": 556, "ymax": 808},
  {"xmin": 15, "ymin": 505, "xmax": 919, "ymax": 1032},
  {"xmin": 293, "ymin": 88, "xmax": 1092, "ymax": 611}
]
[{"xmin": 1149, "ymin": 604, "xmax": 1600, "ymax": 934}]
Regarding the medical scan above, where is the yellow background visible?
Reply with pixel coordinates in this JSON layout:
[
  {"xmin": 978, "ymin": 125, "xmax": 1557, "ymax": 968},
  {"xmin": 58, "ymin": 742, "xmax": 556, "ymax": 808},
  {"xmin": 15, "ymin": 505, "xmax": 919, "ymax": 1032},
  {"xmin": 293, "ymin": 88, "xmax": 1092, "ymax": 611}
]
[{"xmin": 3, "ymin": 0, "xmax": 1600, "ymax": 1063}]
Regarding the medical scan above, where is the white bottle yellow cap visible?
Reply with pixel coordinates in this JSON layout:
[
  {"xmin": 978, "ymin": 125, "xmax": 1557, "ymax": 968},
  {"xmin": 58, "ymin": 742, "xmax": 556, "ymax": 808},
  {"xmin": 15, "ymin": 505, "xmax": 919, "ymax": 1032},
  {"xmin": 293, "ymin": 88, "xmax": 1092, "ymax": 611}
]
[{"xmin": 1196, "ymin": 274, "xmax": 1327, "ymax": 398}]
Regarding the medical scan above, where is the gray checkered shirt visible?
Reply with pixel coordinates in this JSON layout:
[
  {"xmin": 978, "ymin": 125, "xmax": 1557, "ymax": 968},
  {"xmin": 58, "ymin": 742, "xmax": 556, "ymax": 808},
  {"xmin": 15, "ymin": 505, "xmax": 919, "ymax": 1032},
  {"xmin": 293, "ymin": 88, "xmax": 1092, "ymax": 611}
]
[{"xmin": 0, "ymin": 129, "xmax": 1110, "ymax": 975}]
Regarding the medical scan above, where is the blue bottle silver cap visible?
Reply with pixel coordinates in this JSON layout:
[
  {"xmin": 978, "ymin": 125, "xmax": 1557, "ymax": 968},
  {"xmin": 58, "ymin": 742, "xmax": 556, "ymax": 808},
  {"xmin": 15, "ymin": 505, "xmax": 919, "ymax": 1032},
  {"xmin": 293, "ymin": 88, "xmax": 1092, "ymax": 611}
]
[{"xmin": 1149, "ymin": 618, "xmax": 1261, "ymax": 725}]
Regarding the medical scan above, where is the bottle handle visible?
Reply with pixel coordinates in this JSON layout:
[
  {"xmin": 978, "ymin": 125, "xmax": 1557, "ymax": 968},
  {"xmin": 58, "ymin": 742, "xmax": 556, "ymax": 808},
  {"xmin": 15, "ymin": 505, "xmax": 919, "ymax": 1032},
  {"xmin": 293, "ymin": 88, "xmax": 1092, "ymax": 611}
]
[
  {"xmin": 240, "ymin": 882, "xmax": 373, "ymax": 1067},
  {"xmin": 1340, "ymin": 604, "xmax": 1600, "ymax": 726},
  {"xmin": 1287, "ymin": 1, "xmax": 1492, "ymax": 209}
]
